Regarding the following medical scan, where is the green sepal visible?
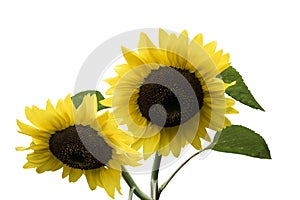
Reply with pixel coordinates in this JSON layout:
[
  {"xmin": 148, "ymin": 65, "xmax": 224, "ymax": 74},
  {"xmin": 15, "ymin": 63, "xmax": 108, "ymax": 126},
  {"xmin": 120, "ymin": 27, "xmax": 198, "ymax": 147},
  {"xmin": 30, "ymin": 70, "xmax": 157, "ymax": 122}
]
[
  {"xmin": 212, "ymin": 125, "xmax": 271, "ymax": 159},
  {"xmin": 220, "ymin": 66, "xmax": 265, "ymax": 111},
  {"xmin": 71, "ymin": 90, "xmax": 109, "ymax": 111}
]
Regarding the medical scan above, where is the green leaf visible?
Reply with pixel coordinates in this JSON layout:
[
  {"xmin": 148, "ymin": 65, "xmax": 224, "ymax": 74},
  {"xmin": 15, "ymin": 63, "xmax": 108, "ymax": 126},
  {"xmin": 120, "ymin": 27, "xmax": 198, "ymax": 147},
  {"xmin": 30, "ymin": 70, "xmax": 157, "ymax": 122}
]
[
  {"xmin": 220, "ymin": 66, "xmax": 265, "ymax": 111},
  {"xmin": 71, "ymin": 90, "xmax": 108, "ymax": 111},
  {"xmin": 212, "ymin": 125, "xmax": 271, "ymax": 159}
]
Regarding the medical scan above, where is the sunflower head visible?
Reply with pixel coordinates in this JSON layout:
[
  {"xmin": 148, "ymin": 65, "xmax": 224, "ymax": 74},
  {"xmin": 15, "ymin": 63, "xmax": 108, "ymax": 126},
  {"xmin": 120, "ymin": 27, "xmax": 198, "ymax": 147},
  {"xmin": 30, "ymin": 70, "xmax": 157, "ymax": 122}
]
[
  {"xmin": 101, "ymin": 29, "xmax": 238, "ymax": 158},
  {"xmin": 16, "ymin": 94, "xmax": 140, "ymax": 198}
]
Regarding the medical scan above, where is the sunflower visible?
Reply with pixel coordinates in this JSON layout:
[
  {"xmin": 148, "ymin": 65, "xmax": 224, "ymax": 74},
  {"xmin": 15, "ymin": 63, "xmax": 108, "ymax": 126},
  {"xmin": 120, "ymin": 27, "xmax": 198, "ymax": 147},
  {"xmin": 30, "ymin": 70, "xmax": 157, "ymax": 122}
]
[
  {"xmin": 16, "ymin": 94, "xmax": 140, "ymax": 198},
  {"xmin": 101, "ymin": 29, "xmax": 238, "ymax": 157}
]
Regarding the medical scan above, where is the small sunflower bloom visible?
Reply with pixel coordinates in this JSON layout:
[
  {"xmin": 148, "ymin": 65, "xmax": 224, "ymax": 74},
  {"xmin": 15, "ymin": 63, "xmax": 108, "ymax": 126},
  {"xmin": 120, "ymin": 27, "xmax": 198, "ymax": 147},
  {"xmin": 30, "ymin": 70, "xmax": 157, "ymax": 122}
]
[
  {"xmin": 16, "ymin": 94, "xmax": 140, "ymax": 198},
  {"xmin": 101, "ymin": 29, "xmax": 238, "ymax": 158}
]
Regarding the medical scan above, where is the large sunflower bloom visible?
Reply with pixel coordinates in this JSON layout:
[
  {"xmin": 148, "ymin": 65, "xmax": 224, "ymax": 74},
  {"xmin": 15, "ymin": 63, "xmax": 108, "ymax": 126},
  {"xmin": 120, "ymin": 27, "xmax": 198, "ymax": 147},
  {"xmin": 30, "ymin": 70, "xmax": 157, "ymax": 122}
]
[
  {"xmin": 16, "ymin": 94, "xmax": 140, "ymax": 198},
  {"xmin": 101, "ymin": 29, "xmax": 238, "ymax": 157}
]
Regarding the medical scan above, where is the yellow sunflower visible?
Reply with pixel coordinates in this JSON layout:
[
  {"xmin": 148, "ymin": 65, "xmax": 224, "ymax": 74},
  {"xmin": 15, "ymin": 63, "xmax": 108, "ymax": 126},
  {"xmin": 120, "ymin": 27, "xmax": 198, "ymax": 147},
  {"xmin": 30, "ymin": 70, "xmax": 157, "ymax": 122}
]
[
  {"xmin": 101, "ymin": 29, "xmax": 238, "ymax": 157},
  {"xmin": 16, "ymin": 94, "xmax": 140, "ymax": 198}
]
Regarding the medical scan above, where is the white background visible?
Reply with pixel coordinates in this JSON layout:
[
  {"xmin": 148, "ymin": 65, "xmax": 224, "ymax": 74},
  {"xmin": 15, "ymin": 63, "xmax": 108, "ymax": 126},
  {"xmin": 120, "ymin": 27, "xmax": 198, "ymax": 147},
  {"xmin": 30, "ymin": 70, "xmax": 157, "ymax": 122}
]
[{"xmin": 1, "ymin": 0, "xmax": 299, "ymax": 199}]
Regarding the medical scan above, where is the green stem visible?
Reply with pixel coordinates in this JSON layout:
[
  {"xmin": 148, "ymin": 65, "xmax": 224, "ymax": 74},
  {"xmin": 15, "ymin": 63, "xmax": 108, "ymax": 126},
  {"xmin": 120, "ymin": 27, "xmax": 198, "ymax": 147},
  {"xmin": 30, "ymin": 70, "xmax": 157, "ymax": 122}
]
[
  {"xmin": 158, "ymin": 146, "xmax": 213, "ymax": 196},
  {"xmin": 128, "ymin": 187, "xmax": 135, "ymax": 200},
  {"xmin": 122, "ymin": 166, "xmax": 152, "ymax": 200},
  {"xmin": 151, "ymin": 152, "xmax": 162, "ymax": 200}
]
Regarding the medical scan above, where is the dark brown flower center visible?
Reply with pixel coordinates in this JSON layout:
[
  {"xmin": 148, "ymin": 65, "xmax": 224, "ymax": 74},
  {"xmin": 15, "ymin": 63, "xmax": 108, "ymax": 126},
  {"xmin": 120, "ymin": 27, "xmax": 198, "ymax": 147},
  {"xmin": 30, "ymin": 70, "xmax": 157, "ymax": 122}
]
[
  {"xmin": 49, "ymin": 125, "xmax": 112, "ymax": 170},
  {"xmin": 137, "ymin": 66, "xmax": 204, "ymax": 127}
]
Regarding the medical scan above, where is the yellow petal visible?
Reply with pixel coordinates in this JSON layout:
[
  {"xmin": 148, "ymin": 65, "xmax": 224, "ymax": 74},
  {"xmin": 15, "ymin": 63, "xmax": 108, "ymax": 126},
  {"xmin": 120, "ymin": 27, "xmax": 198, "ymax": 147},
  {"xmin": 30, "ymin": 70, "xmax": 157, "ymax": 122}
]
[
  {"xmin": 29, "ymin": 144, "xmax": 49, "ymax": 151},
  {"xmin": 165, "ymin": 33, "xmax": 178, "ymax": 67},
  {"xmin": 224, "ymin": 81, "xmax": 236, "ymax": 90},
  {"xmin": 93, "ymin": 168, "xmax": 103, "ymax": 187},
  {"xmin": 105, "ymin": 86, "xmax": 116, "ymax": 95},
  {"xmin": 48, "ymin": 98, "xmax": 69, "ymax": 127},
  {"xmin": 138, "ymin": 32, "xmax": 161, "ymax": 64},
  {"xmin": 85, "ymin": 170, "xmax": 97, "ymax": 190},
  {"xmin": 100, "ymin": 98, "xmax": 112, "ymax": 107},
  {"xmin": 16, "ymin": 119, "xmax": 51, "ymax": 140},
  {"xmin": 36, "ymin": 156, "xmax": 58, "ymax": 173},
  {"xmin": 62, "ymin": 166, "xmax": 71, "ymax": 178},
  {"xmin": 224, "ymin": 117, "xmax": 232, "ymax": 127},
  {"xmin": 75, "ymin": 94, "xmax": 97, "ymax": 125},
  {"xmin": 16, "ymin": 146, "xmax": 30, "ymax": 151},
  {"xmin": 138, "ymin": 32, "xmax": 156, "ymax": 49},
  {"xmin": 158, "ymin": 130, "xmax": 171, "ymax": 150},
  {"xmin": 55, "ymin": 99, "xmax": 71, "ymax": 128},
  {"xmin": 177, "ymin": 30, "xmax": 188, "ymax": 54},
  {"xmin": 121, "ymin": 46, "xmax": 144, "ymax": 67},
  {"xmin": 46, "ymin": 99, "xmax": 56, "ymax": 112},
  {"xmin": 50, "ymin": 158, "xmax": 63, "ymax": 171},
  {"xmin": 204, "ymin": 41, "xmax": 217, "ymax": 54},
  {"xmin": 170, "ymin": 135, "xmax": 181, "ymax": 157},
  {"xmin": 191, "ymin": 136, "xmax": 202, "ymax": 150},
  {"xmin": 131, "ymin": 138, "xmax": 144, "ymax": 150},
  {"xmin": 159, "ymin": 28, "xmax": 169, "ymax": 49},
  {"xmin": 25, "ymin": 106, "xmax": 61, "ymax": 132},
  {"xmin": 169, "ymin": 30, "xmax": 188, "ymax": 67},
  {"xmin": 27, "ymin": 152, "xmax": 51, "ymax": 163},
  {"xmin": 69, "ymin": 168, "xmax": 83, "ymax": 182},
  {"xmin": 192, "ymin": 33, "xmax": 203, "ymax": 46},
  {"xmin": 114, "ymin": 64, "xmax": 131, "ymax": 76},
  {"xmin": 226, "ymin": 107, "xmax": 239, "ymax": 114},
  {"xmin": 197, "ymin": 125, "xmax": 209, "ymax": 141},
  {"xmin": 23, "ymin": 162, "xmax": 37, "ymax": 169},
  {"xmin": 84, "ymin": 95, "xmax": 97, "ymax": 117},
  {"xmin": 226, "ymin": 98, "xmax": 236, "ymax": 107},
  {"xmin": 101, "ymin": 168, "xmax": 118, "ymax": 198},
  {"xmin": 104, "ymin": 76, "xmax": 120, "ymax": 86},
  {"xmin": 63, "ymin": 94, "xmax": 75, "ymax": 125},
  {"xmin": 212, "ymin": 50, "xmax": 223, "ymax": 64},
  {"xmin": 188, "ymin": 41, "xmax": 218, "ymax": 79},
  {"xmin": 143, "ymin": 133, "xmax": 160, "ymax": 155},
  {"xmin": 218, "ymin": 53, "xmax": 231, "ymax": 72}
]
